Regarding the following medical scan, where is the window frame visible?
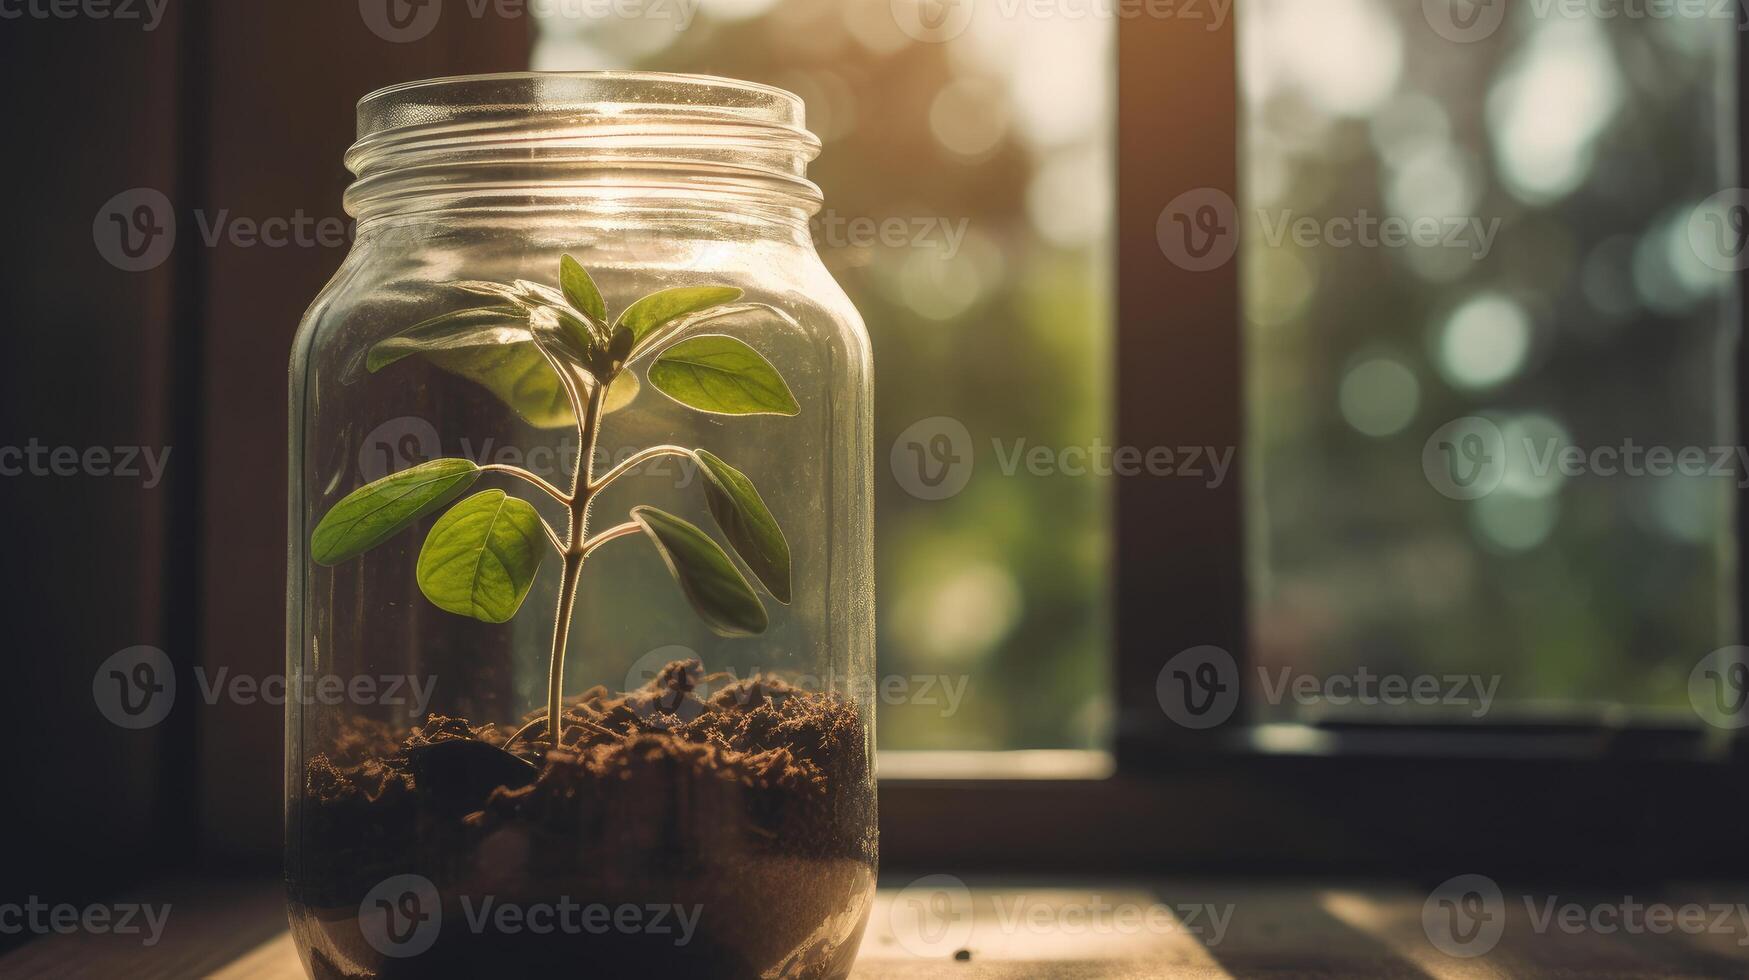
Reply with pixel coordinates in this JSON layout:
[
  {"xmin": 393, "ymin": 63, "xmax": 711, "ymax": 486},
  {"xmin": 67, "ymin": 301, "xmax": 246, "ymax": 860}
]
[{"xmin": 880, "ymin": 10, "xmax": 1749, "ymax": 882}]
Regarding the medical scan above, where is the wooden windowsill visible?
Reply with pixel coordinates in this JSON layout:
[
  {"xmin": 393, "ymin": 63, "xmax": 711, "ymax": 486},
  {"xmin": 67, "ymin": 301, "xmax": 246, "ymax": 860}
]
[{"xmin": 6, "ymin": 875, "xmax": 1748, "ymax": 978}]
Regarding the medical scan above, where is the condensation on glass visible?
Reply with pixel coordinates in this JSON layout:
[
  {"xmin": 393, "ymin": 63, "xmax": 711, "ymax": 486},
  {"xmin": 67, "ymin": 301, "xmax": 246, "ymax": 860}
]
[{"xmin": 286, "ymin": 73, "xmax": 875, "ymax": 979}]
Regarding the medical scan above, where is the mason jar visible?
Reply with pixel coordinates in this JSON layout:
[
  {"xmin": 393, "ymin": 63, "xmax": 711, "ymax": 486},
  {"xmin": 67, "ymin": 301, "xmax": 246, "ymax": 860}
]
[{"xmin": 286, "ymin": 72, "xmax": 875, "ymax": 980}]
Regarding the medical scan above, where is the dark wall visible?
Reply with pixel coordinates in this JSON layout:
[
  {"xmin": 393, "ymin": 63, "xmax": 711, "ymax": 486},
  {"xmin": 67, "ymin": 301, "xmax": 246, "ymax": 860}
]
[
  {"xmin": 1, "ymin": 0, "xmax": 197, "ymax": 923},
  {"xmin": 195, "ymin": 0, "xmax": 530, "ymax": 864},
  {"xmin": 1, "ymin": 1, "xmax": 530, "ymax": 922}
]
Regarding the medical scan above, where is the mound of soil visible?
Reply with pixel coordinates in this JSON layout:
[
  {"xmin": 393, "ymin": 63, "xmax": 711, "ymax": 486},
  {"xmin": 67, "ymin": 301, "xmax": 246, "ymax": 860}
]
[{"xmin": 288, "ymin": 660, "xmax": 876, "ymax": 980}]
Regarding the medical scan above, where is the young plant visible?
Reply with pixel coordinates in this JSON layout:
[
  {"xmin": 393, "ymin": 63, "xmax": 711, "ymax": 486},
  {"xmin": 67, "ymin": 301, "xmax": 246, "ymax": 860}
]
[{"xmin": 310, "ymin": 256, "xmax": 797, "ymax": 750}]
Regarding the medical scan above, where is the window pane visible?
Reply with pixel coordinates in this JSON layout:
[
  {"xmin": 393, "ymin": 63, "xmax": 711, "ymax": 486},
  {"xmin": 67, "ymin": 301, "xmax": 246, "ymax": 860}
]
[
  {"xmin": 534, "ymin": 2, "xmax": 1114, "ymax": 749},
  {"xmin": 1242, "ymin": 1, "xmax": 1736, "ymax": 723}
]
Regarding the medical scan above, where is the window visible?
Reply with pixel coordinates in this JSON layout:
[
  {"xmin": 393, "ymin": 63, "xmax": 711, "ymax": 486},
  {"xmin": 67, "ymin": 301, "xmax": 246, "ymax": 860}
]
[
  {"xmin": 534, "ymin": 1, "xmax": 1116, "ymax": 751},
  {"xmin": 1241, "ymin": 0, "xmax": 1737, "ymax": 726}
]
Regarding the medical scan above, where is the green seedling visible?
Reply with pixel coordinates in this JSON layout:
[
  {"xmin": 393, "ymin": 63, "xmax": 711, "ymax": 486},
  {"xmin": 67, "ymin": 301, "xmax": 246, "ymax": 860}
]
[{"xmin": 311, "ymin": 255, "xmax": 796, "ymax": 750}]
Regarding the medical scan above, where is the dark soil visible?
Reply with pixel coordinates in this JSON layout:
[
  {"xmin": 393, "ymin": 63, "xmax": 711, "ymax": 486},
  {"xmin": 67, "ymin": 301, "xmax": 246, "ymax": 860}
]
[{"xmin": 287, "ymin": 659, "xmax": 876, "ymax": 979}]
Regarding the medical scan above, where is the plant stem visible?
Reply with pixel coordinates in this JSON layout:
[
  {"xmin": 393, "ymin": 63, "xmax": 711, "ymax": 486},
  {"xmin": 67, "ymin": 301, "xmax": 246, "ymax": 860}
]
[
  {"xmin": 545, "ymin": 380, "xmax": 609, "ymax": 751},
  {"xmin": 537, "ymin": 519, "xmax": 565, "ymax": 555},
  {"xmin": 479, "ymin": 463, "xmax": 570, "ymax": 505},
  {"xmin": 589, "ymin": 444, "xmax": 693, "ymax": 494},
  {"xmin": 579, "ymin": 521, "xmax": 641, "ymax": 559}
]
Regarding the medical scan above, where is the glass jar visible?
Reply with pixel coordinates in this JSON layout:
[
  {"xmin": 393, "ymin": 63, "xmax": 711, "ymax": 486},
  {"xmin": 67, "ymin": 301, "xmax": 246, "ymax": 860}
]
[{"xmin": 286, "ymin": 72, "xmax": 875, "ymax": 980}]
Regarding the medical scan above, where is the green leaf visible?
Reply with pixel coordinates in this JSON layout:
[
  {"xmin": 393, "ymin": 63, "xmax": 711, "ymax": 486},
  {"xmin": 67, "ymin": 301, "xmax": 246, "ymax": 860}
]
[
  {"xmin": 416, "ymin": 490, "xmax": 547, "ymax": 624},
  {"xmin": 366, "ymin": 306, "xmax": 570, "ymax": 428},
  {"xmin": 631, "ymin": 505, "xmax": 768, "ymax": 637},
  {"xmin": 458, "ymin": 277, "xmax": 609, "ymax": 355},
  {"xmin": 618, "ymin": 286, "xmax": 744, "ymax": 345},
  {"xmin": 647, "ymin": 334, "xmax": 800, "ymax": 417},
  {"xmin": 311, "ymin": 458, "xmax": 481, "ymax": 566},
  {"xmin": 602, "ymin": 372, "xmax": 640, "ymax": 413},
  {"xmin": 366, "ymin": 306, "xmax": 527, "ymax": 373},
  {"xmin": 528, "ymin": 306, "xmax": 599, "ymax": 392},
  {"xmin": 369, "ymin": 304, "xmax": 637, "ymax": 429},
  {"xmin": 427, "ymin": 341, "xmax": 575, "ymax": 429},
  {"xmin": 455, "ymin": 279, "xmax": 568, "ymax": 310},
  {"xmin": 560, "ymin": 255, "xmax": 607, "ymax": 323},
  {"xmin": 694, "ymin": 450, "xmax": 791, "ymax": 604}
]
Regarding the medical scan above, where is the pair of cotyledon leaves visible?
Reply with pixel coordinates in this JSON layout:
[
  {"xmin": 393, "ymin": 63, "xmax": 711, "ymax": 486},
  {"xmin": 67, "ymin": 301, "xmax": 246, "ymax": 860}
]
[{"xmin": 310, "ymin": 256, "xmax": 796, "ymax": 636}]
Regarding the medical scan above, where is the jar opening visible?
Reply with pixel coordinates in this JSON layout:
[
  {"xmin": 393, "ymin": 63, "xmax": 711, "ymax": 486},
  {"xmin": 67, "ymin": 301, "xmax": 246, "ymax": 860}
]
[{"xmin": 345, "ymin": 71, "xmax": 824, "ymax": 224}]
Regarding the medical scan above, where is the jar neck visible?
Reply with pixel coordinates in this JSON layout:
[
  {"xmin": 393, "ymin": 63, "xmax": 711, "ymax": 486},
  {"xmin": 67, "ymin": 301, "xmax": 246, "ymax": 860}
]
[
  {"xmin": 350, "ymin": 200, "xmax": 818, "ymax": 252},
  {"xmin": 344, "ymin": 73, "xmax": 823, "ymax": 232}
]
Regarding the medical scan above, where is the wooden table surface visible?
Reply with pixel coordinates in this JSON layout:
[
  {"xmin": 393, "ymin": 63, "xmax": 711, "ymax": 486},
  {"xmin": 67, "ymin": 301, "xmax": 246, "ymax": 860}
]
[{"xmin": 5, "ymin": 875, "xmax": 1747, "ymax": 978}]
